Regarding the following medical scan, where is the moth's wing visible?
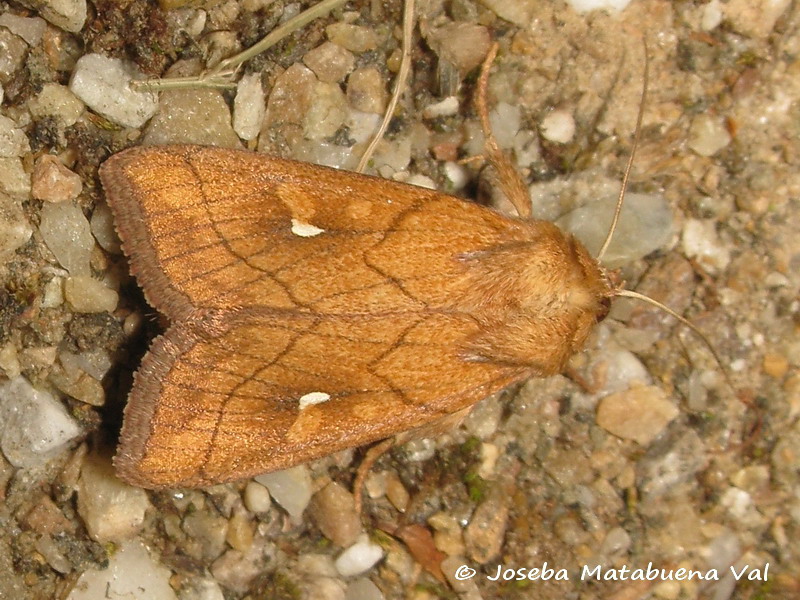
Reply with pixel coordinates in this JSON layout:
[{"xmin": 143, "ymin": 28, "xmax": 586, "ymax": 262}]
[
  {"xmin": 99, "ymin": 144, "xmax": 520, "ymax": 319},
  {"xmin": 115, "ymin": 311, "xmax": 526, "ymax": 489}
]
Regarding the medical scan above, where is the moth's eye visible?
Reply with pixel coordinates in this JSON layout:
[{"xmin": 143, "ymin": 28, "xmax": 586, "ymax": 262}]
[{"xmin": 596, "ymin": 297, "xmax": 612, "ymax": 323}]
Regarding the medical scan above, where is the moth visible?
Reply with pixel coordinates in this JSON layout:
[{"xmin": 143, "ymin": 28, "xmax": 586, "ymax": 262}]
[
  {"xmin": 101, "ymin": 142, "xmax": 614, "ymax": 489},
  {"xmin": 101, "ymin": 47, "xmax": 626, "ymax": 489}
]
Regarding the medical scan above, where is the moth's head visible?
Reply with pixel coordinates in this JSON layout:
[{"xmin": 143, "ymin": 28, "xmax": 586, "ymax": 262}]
[{"xmin": 563, "ymin": 234, "xmax": 616, "ymax": 351}]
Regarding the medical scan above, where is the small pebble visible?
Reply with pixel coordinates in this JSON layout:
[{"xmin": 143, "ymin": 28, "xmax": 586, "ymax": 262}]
[
  {"xmin": 0, "ymin": 344, "xmax": 21, "ymax": 379},
  {"xmin": 33, "ymin": 0, "xmax": 87, "ymax": 33},
  {"xmin": 762, "ymin": 351, "xmax": 789, "ymax": 378},
  {"xmin": 596, "ymin": 385, "xmax": 679, "ymax": 445},
  {"xmin": 69, "ymin": 54, "xmax": 158, "ymax": 128},
  {"xmin": 0, "ymin": 29, "xmax": 27, "ymax": 85},
  {"xmin": 90, "ymin": 202, "xmax": 122, "ymax": 254},
  {"xmin": 479, "ymin": 0, "xmax": 535, "ymax": 26},
  {"xmin": 0, "ymin": 191, "xmax": 33, "ymax": 258},
  {"xmin": 243, "ymin": 481, "xmax": 271, "ymax": 513},
  {"xmin": 326, "ymin": 23, "xmax": 378, "ymax": 53},
  {"xmin": 0, "ymin": 114, "xmax": 31, "ymax": 157},
  {"xmin": 303, "ymin": 41, "xmax": 355, "ymax": 83},
  {"xmin": 182, "ymin": 511, "xmax": 230, "ymax": 562},
  {"xmin": 255, "ymin": 465, "xmax": 312, "ymax": 523},
  {"xmin": 0, "ymin": 376, "xmax": 82, "ymax": 468},
  {"xmin": 308, "ymin": 480, "xmax": 362, "ymax": 547},
  {"xmin": 425, "ymin": 22, "xmax": 491, "ymax": 74},
  {"xmin": 31, "ymin": 155, "xmax": 82, "ymax": 202},
  {"xmin": 64, "ymin": 276, "xmax": 119, "ymax": 313},
  {"xmin": 567, "ymin": 0, "xmax": 633, "ymax": 12},
  {"xmin": 262, "ymin": 63, "xmax": 315, "ymax": 149},
  {"xmin": 67, "ymin": 540, "xmax": 177, "ymax": 600},
  {"xmin": 38, "ymin": 201, "xmax": 94, "ymax": 277},
  {"xmin": 722, "ymin": 0, "xmax": 791, "ymax": 38},
  {"xmin": 0, "ymin": 13, "xmax": 47, "ymax": 46},
  {"xmin": 28, "ymin": 83, "xmax": 85, "ymax": 127},
  {"xmin": 688, "ymin": 114, "xmax": 731, "ymax": 157},
  {"xmin": 423, "ymin": 96, "xmax": 459, "ymax": 119},
  {"xmin": 335, "ymin": 535, "xmax": 384, "ymax": 577},
  {"xmin": 225, "ymin": 511, "xmax": 254, "ymax": 553},
  {"xmin": 20, "ymin": 494, "xmax": 75, "ymax": 535},
  {"xmin": 76, "ymin": 453, "xmax": 151, "ymax": 542},
  {"xmin": 540, "ymin": 109, "xmax": 576, "ymax": 143},
  {"xmin": 177, "ymin": 578, "xmax": 225, "ymax": 600},
  {"xmin": 305, "ymin": 81, "xmax": 348, "ymax": 139},
  {"xmin": 385, "ymin": 471, "xmax": 410, "ymax": 513},
  {"xmin": 143, "ymin": 86, "xmax": 242, "ymax": 147},
  {"xmin": 35, "ymin": 534, "xmax": 72, "ymax": 574},
  {"xmin": 233, "ymin": 72, "xmax": 265, "ymax": 142},
  {"xmin": 464, "ymin": 487, "xmax": 509, "ymax": 563},
  {"xmin": 346, "ymin": 67, "xmax": 387, "ymax": 114},
  {"xmin": 344, "ymin": 578, "xmax": 384, "ymax": 600},
  {"xmin": 557, "ymin": 193, "xmax": 673, "ymax": 268},
  {"xmin": 0, "ymin": 157, "xmax": 31, "ymax": 198},
  {"xmin": 681, "ymin": 218, "xmax": 731, "ymax": 272}
]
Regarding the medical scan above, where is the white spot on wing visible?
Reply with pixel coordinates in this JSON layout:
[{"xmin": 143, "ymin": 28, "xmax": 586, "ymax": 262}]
[
  {"xmin": 298, "ymin": 391, "xmax": 331, "ymax": 410},
  {"xmin": 291, "ymin": 218, "xmax": 325, "ymax": 237}
]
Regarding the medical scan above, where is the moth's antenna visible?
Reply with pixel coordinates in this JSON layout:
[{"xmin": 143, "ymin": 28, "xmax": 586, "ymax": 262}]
[
  {"xmin": 616, "ymin": 289, "xmax": 732, "ymax": 387},
  {"xmin": 596, "ymin": 41, "xmax": 649, "ymax": 262}
]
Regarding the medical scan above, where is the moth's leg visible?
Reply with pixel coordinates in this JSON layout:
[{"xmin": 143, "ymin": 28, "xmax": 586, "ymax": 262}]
[
  {"xmin": 353, "ymin": 407, "xmax": 474, "ymax": 514},
  {"xmin": 475, "ymin": 42, "xmax": 531, "ymax": 219},
  {"xmin": 353, "ymin": 438, "xmax": 395, "ymax": 515}
]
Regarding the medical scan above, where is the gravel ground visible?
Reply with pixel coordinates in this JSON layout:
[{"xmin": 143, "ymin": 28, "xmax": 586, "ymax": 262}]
[{"xmin": 0, "ymin": 0, "xmax": 798, "ymax": 599}]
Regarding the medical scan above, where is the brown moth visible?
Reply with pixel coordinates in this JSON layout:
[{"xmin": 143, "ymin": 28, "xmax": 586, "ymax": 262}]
[{"xmin": 100, "ymin": 51, "xmax": 622, "ymax": 489}]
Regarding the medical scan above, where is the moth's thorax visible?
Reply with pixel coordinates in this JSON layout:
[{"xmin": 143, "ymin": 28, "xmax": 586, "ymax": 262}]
[{"xmin": 457, "ymin": 220, "xmax": 611, "ymax": 376}]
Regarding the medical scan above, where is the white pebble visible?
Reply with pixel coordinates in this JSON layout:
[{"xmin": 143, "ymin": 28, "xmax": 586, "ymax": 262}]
[
  {"xmin": 557, "ymin": 192, "xmax": 673, "ymax": 268},
  {"xmin": 90, "ymin": 202, "xmax": 121, "ymax": 254},
  {"xmin": 540, "ymin": 109, "xmax": 576, "ymax": 143},
  {"xmin": 39, "ymin": 202, "xmax": 94, "ymax": 276},
  {"xmin": 233, "ymin": 72, "xmax": 265, "ymax": 142},
  {"xmin": 423, "ymin": 96, "xmax": 459, "ymax": 119},
  {"xmin": 0, "ymin": 191, "xmax": 33, "ymax": 258},
  {"xmin": 345, "ymin": 578, "xmax": 384, "ymax": 600},
  {"xmin": 335, "ymin": 535, "xmax": 384, "ymax": 577},
  {"xmin": 34, "ymin": 0, "xmax": 87, "ymax": 33},
  {"xmin": 688, "ymin": 114, "xmax": 731, "ymax": 157},
  {"xmin": 254, "ymin": 465, "xmax": 312, "ymax": 523},
  {"xmin": 28, "ymin": 83, "xmax": 85, "ymax": 127},
  {"xmin": 0, "ymin": 376, "xmax": 82, "ymax": 468},
  {"xmin": 405, "ymin": 174, "xmax": 437, "ymax": 190},
  {"xmin": 69, "ymin": 53, "xmax": 158, "ymax": 128},
  {"xmin": 243, "ymin": 481, "xmax": 272, "ymax": 513},
  {"xmin": 681, "ymin": 218, "xmax": 731, "ymax": 272},
  {"xmin": 64, "ymin": 276, "xmax": 119, "ymax": 313},
  {"xmin": 77, "ymin": 454, "xmax": 152, "ymax": 542},
  {"xmin": 443, "ymin": 161, "xmax": 468, "ymax": 191},
  {"xmin": 701, "ymin": 0, "xmax": 724, "ymax": 30},
  {"xmin": 0, "ymin": 13, "xmax": 47, "ymax": 46},
  {"xmin": 0, "ymin": 157, "xmax": 31, "ymax": 198},
  {"xmin": 566, "ymin": 0, "xmax": 633, "ymax": 12},
  {"xmin": 0, "ymin": 114, "xmax": 31, "ymax": 157},
  {"xmin": 67, "ymin": 540, "xmax": 177, "ymax": 600}
]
